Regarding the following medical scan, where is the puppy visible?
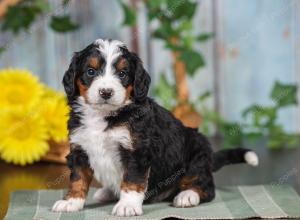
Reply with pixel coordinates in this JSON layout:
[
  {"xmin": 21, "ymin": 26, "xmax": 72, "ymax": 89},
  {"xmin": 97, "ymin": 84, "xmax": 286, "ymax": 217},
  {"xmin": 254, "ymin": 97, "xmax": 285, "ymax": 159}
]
[{"xmin": 52, "ymin": 39, "xmax": 258, "ymax": 216}]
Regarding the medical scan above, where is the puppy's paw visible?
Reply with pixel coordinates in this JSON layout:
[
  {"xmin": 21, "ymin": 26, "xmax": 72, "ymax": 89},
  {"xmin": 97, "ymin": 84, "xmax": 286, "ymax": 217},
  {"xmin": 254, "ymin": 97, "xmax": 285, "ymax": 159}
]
[
  {"xmin": 112, "ymin": 201, "xmax": 143, "ymax": 217},
  {"xmin": 173, "ymin": 190, "xmax": 200, "ymax": 208},
  {"xmin": 93, "ymin": 187, "xmax": 116, "ymax": 204},
  {"xmin": 52, "ymin": 198, "xmax": 85, "ymax": 212}
]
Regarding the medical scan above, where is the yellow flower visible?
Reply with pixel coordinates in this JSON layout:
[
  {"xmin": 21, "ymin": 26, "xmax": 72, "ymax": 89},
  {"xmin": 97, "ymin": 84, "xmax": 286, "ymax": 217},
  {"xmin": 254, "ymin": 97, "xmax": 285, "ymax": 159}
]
[
  {"xmin": 42, "ymin": 85, "xmax": 65, "ymax": 100},
  {"xmin": 0, "ymin": 68, "xmax": 44, "ymax": 110},
  {"xmin": 40, "ymin": 86, "xmax": 69, "ymax": 142},
  {"xmin": 0, "ymin": 109, "xmax": 49, "ymax": 166}
]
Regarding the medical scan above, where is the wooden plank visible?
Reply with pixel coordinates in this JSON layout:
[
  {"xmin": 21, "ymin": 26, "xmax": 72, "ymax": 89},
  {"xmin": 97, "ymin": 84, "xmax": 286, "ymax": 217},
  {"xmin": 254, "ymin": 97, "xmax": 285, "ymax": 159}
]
[{"xmin": 216, "ymin": 0, "xmax": 298, "ymax": 132}]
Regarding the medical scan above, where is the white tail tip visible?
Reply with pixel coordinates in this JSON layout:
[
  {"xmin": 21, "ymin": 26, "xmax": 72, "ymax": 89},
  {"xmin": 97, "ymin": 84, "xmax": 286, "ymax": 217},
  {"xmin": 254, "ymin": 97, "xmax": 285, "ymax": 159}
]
[{"xmin": 244, "ymin": 151, "xmax": 259, "ymax": 166}]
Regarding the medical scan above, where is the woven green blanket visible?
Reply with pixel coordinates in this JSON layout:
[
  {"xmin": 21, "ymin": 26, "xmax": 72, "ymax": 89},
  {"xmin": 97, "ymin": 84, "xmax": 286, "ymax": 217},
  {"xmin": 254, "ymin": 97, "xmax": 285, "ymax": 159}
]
[{"xmin": 4, "ymin": 185, "xmax": 300, "ymax": 220}]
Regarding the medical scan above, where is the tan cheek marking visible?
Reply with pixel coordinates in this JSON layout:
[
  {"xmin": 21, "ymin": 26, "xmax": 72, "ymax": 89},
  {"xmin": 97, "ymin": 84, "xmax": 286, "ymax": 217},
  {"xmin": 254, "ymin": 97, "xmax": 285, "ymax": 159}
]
[
  {"xmin": 125, "ymin": 85, "xmax": 133, "ymax": 101},
  {"xmin": 76, "ymin": 79, "xmax": 88, "ymax": 102},
  {"xmin": 88, "ymin": 57, "xmax": 100, "ymax": 69},
  {"xmin": 65, "ymin": 167, "xmax": 93, "ymax": 199},
  {"xmin": 179, "ymin": 176, "xmax": 207, "ymax": 199}
]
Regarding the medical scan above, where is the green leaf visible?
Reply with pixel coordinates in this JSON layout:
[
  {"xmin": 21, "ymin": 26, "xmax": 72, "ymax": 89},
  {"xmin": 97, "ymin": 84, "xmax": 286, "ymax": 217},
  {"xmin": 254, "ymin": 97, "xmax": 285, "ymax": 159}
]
[
  {"xmin": 244, "ymin": 132, "xmax": 263, "ymax": 143},
  {"xmin": 242, "ymin": 105, "xmax": 277, "ymax": 128},
  {"xmin": 178, "ymin": 20, "xmax": 193, "ymax": 32},
  {"xmin": 153, "ymin": 74, "xmax": 176, "ymax": 110},
  {"xmin": 50, "ymin": 15, "xmax": 79, "ymax": 33},
  {"xmin": 167, "ymin": 0, "xmax": 197, "ymax": 20},
  {"xmin": 180, "ymin": 50, "xmax": 205, "ymax": 76},
  {"xmin": 198, "ymin": 91, "xmax": 212, "ymax": 102},
  {"xmin": 147, "ymin": 0, "xmax": 163, "ymax": 9},
  {"xmin": 165, "ymin": 42, "xmax": 183, "ymax": 52},
  {"xmin": 152, "ymin": 27, "xmax": 169, "ymax": 40},
  {"xmin": 1, "ymin": 0, "xmax": 50, "ymax": 34},
  {"xmin": 220, "ymin": 122, "xmax": 243, "ymax": 148},
  {"xmin": 271, "ymin": 81, "xmax": 298, "ymax": 107},
  {"xmin": 2, "ymin": 6, "xmax": 37, "ymax": 33},
  {"xmin": 152, "ymin": 21, "xmax": 178, "ymax": 40},
  {"xmin": 0, "ymin": 47, "xmax": 6, "ymax": 55},
  {"xmin": 119, "ymin": 0, "xmax": 136, "ymax": 26},
  {"xmin": 182, "ymin": 35, "xmax": 194, "ymax": 49},
  {"xmin": 285, "ymin": 134, "xmax": 300, "ymax": 149},
  {"xmin": 63, "ymin": 0, "xmax": 71, "ymax": 6},
  {"xmin": 33, "ymin": 0, "xmax": 50, "ymax": 12},
  {"xmin": 197, "ymin": 33, "xmax": 214, "ymax": 42}
]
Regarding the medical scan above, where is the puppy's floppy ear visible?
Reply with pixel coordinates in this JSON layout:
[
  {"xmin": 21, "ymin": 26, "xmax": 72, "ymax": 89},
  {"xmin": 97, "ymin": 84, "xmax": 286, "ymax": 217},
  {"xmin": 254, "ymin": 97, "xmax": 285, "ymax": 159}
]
[
  {"xmin": 132, "ymin": 53, "xmax": 151, "ymax": 102},
  {"xmin": 62, "ymin": 53, "xmax": 79, "ymax": 98}
]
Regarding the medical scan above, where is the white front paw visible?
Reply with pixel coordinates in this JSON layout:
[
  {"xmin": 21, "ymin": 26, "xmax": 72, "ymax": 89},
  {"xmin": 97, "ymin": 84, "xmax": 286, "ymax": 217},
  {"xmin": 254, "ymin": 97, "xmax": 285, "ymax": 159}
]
[
  {"xmin": 52, "ymin": 198, "xmax": 85, "ymax": 212},
  {"xmin": 112, "ymin": 201, "xmax": 143, "ymax": 217},
  {"xmin": 93, "ymin": 188, "xmax": 116, "ymax": 204},
  {"xmin": 173, "ymin": 190, "xmax": 200, "ymax": 208}
]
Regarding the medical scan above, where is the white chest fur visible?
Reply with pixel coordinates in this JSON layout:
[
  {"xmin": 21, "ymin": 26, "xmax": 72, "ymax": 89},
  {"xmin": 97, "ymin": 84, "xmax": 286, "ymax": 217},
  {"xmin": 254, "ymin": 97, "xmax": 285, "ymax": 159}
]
[{"xmin": 70, "ymin": 98, "xmax": 132, "ymax": 195}]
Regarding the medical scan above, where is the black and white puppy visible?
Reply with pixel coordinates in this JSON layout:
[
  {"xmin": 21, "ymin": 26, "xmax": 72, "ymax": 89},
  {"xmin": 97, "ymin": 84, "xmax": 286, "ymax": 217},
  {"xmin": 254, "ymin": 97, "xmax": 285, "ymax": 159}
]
[{"xmin": 52, "ymin": 39, "xmax": 258, "ymax": 217}]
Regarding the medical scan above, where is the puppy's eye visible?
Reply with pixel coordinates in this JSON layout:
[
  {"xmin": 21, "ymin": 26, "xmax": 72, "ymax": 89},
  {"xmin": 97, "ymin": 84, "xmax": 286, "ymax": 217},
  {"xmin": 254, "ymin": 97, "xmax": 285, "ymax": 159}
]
[
  {"xmin": 87, "ymin": 68, "xmax": 96, "ymax": 77},
  {"xmin": 119, "ymin": 71, "xmax": 127, "ymax": 79}
]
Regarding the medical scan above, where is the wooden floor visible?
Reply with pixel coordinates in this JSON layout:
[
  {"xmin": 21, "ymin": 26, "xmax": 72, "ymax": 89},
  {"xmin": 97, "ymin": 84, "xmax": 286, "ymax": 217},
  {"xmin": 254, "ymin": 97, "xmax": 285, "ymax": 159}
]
[
  {"xmin": 0, "ymin": 160, "xmax": 100, "ymax": 219},
  {"xmin": 0, "ymin": 151, "xmax": 299, "ymax": 220}
]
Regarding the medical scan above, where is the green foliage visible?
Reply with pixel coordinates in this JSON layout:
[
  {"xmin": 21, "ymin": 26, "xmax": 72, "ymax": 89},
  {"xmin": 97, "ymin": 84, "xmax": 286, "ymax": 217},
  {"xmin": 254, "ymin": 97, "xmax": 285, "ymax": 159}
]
[
  {"xmin": 50, "ymin": 15, "xmax": 79, "ymax": 33},
  {"xmin": 1, "ymin": 0, "xmax": 50, "ymax": 34},
  {"xmin": 180, "ymin": 50, "xmax": 205, "ymax": 76},
  {"xmin": 197, "ymin": 33, "xmax": 214, "ymax": 42},
  {"xmin": 220, "ymin": 122, "xmax": 243, "ymax": 149},
  {"xmin": 198, "ymin": 91, "xmax": 212, "ymax": 102},
  {"xmin": 118, "ymin": 0, "xmax": 299, "ymax": 150},
  {"xmin": 118, "ymin": 0, "xmax": 136, "ymax": 26},
  {"xmin": 166, "ymin": 0, "xmax": 197, "ymax": 20},
  {"xmin": 201, "ymin": 81, "xmax": 299, "ymax": 149},
  {"xmin": 118, "ymin": 0, "xmax": 213, "ymax": 76},
  {"xmin": 153, "ymin": 74, "xmax": 176, "ymax": 110},
  {"xmin": 0, "ymin": 47, "xmax": 6, "ymax": 55},
  {"xmin": 1, "ymin": 0, "xmax": 79, "ymax": 36},
  {"xmin": 271, "ymin": 81, "xmax": 298, "ymax": 107}
]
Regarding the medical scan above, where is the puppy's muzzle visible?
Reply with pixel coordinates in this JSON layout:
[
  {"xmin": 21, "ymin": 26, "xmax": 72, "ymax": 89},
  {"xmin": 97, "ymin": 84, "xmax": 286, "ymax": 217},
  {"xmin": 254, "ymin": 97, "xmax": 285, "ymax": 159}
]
[{"xmin": 99, "ymin": 88, "xmax": 114, "ymax": 100}]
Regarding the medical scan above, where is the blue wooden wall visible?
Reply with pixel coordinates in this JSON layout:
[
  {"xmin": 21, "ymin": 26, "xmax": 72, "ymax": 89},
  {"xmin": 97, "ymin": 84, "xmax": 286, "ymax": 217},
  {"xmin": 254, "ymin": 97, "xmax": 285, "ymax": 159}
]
[
  {"xmin": 217, "ymin": 0, "xmax": 300, "ymax": 132},
  {"xmin": 0, "ymin": 0, "xmax": 299, "ymax": 132}
]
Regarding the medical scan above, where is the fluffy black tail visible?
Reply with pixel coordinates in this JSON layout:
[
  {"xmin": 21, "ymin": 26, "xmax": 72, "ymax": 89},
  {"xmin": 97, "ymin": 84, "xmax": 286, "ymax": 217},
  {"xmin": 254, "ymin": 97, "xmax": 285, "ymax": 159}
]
[{"xmin": 212, "ymin": 148, "xmax": 259, "ymax": 172}]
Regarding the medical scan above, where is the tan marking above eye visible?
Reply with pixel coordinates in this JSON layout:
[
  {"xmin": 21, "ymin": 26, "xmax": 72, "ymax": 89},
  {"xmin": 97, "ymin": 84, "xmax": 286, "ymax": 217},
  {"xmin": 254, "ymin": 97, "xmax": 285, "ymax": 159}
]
[
  {"xmin": 88, "ymin": 57, "xmax": 101, "ymax": 69},
  {"xmin": 125, "ymin": 85, "xmax": 133, "ymax": 101},
  {"xmin": 116, "ymin": 57, "xmax": 129, "ymax": 71}
]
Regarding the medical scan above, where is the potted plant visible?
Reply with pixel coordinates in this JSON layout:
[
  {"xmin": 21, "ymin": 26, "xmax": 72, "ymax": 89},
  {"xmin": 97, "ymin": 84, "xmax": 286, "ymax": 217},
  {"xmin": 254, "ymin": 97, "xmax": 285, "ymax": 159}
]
[{"xmin": 119, "ymin": 0, "xmax": 213, "ymax": 128}]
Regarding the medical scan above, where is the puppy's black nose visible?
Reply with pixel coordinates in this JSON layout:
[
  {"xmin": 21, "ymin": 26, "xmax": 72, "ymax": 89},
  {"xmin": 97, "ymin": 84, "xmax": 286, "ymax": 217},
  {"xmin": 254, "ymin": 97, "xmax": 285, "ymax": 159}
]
[{"xmin": 99, "ymin": 88, "xmax": 113, "ymax": 100}]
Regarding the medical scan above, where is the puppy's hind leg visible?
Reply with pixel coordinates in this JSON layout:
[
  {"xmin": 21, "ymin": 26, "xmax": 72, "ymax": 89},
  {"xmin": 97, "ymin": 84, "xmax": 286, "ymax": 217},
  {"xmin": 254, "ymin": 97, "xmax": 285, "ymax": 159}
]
[
  {"xmin": 173, "ymin": 141, "xmax": 215, "ymax": 207},
  {"xmin": 173, "ymin": 173, "xmax": 215, "ymax": 208}
]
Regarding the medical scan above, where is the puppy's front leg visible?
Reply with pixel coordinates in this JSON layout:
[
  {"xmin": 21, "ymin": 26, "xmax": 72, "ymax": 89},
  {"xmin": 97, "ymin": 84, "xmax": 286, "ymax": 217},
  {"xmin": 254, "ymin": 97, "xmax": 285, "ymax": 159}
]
[
  {"xmin": 112, "ymin": 152, "xmax": 149, "ymax": 217},
  {"xmin": 52, "ymin": 148, "xmax": 93, "ymax": 212}
]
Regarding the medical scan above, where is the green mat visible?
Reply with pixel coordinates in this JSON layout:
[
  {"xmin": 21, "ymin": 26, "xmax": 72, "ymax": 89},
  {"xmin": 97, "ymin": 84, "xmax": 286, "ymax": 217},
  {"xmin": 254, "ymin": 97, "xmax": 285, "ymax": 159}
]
[{"xmin": 4, "ymin": 185, "xmax": 300, "ymax": 220}]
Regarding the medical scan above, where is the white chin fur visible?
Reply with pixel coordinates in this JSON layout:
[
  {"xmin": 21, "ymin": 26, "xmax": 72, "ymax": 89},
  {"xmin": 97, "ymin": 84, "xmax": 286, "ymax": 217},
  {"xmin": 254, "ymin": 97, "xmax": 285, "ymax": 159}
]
[
  {"xmin": 52, "ymin": 198, "xmax": 85, "ymax": 212},
  {"xmin": 244, "ymin": 151, "xmax": 259, "ymax": 166}
]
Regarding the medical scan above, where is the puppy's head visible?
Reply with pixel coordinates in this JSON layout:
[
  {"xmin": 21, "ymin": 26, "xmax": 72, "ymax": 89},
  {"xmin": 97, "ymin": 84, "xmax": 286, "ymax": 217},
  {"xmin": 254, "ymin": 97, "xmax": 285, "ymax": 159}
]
[{"xmin": 63, "ymin": 39, "xmax": 150, "ymax": 111}]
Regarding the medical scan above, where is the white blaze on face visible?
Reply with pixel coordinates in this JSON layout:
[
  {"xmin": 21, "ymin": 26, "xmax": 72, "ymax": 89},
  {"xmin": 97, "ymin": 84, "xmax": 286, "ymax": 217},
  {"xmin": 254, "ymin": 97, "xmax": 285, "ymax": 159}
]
[{"xmin": 86, "ymin": 39, "xmax": 129, "ymax": 110}]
